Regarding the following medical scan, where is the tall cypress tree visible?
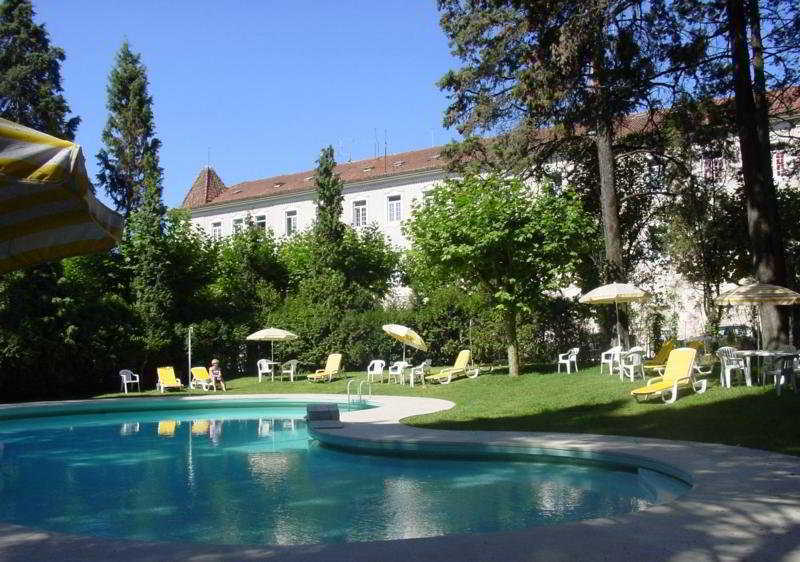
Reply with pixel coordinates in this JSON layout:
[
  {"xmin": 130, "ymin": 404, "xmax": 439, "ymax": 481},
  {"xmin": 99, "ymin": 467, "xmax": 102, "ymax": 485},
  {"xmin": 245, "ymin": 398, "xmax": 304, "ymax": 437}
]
[
  {"xmin": 0, "ymin": 0, "xmax": 79, "ymax": 138},
  {"xmin": 312, "ymin": 145, "xmax": 345, "ymax": 270},
  {"xmin": 96, "ymin": 41, "xmax": 162, "ymax": 218}
]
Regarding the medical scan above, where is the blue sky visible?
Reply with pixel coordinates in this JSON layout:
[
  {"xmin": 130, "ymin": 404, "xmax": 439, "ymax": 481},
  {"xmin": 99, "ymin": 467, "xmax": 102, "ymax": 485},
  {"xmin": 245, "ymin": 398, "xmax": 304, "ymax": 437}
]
[{"xmin": 35, "ymin": 1, "xmax": 459, "ymax": 208}]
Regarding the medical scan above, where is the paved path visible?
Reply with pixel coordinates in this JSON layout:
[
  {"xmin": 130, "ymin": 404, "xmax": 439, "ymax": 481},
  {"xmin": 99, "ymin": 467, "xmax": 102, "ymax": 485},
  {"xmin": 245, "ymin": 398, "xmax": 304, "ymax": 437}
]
[{"xmin": 1, "ymin": 394, "xmax": 799, "ymax": 561}]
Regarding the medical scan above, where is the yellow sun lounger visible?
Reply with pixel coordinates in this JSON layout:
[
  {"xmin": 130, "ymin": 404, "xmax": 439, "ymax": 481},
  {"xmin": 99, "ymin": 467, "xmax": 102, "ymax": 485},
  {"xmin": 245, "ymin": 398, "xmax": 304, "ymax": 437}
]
[
  {"xmin": 307, "ymin": 353, "xmax": 343, "ymax": 382},
  {"xmin": 631, "ymin": 347, "xmax": 707, "ymax": 404},
  {"xmin": 156, "ymin": 366, "xmax": 183, "ymax": 393},
  {"xmin": 190, "ymin": 366, "xmax": 215, "ymax": 391},
  {"xmin": 426, "ymin": 350, "xmax": 471, "ymax": 384}
]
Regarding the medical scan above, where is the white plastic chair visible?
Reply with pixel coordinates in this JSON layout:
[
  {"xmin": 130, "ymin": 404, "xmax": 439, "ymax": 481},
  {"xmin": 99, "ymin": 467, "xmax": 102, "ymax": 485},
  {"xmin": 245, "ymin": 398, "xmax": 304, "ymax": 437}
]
[
  {"xmin": 600, "ymin": 345, "xmax": 622, "ymax": 375},
  {"xmin": 387, "ymin": 361, "xmax": 411, "ymax": 384},
  {"xmin": 408, "ymin": 359, "xmax": 431, "ymax": 387},
  {"xmin": 557, "ymin": 348, "xmax": 579, "ymax": 373},
  {"xmin": 716, "ymin": 347, "xmax": 750, "ymax": 388},
  {"xmin": 366, "ymin": 360, "xmax": 386, "ymax": 383},
  {"xmin": 619, "ymin": 346, "xmax": 645, "ymax": 381},
  {"xmin": 280, "ymin": 360, "xmax": 299, "ymax": 382},
  {"xmin": 119, "ymin": 369, "xmax": 140, "ymax": 393},
  {"xmin": 257, "ymin": 358, "xmax": 275, "ymax": 382},
  {"xmin": 762, "ymin": 355, "xmax": 797, "ymax": 395}
]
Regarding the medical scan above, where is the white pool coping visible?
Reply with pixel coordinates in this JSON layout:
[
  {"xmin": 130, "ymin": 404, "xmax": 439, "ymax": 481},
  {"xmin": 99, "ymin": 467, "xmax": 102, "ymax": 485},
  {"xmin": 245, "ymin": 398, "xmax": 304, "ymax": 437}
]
[{"xmin": 1, "ymin": 393, "xmax": 799, "ymax": 561}]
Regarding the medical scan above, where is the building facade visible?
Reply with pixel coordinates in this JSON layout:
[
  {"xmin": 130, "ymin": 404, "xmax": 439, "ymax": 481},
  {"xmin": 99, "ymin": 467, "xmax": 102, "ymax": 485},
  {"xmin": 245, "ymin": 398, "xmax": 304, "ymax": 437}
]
[{"xmin": 182, "ymin": 146, "xmax": 448, "ymax": 250}]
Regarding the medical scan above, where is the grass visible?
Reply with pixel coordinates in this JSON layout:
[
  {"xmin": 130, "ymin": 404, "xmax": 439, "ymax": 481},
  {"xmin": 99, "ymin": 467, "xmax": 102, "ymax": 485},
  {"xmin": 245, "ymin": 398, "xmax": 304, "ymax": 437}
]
[{"xmin": 100, "ymin": 364, "xmax": 800, "ymax": 456}]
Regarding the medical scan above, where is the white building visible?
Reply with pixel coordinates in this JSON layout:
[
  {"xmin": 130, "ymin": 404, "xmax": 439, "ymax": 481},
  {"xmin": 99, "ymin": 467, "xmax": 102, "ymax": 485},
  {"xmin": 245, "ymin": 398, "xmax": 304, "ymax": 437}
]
[{"xmin": 182, "ymin": 146, "xmax": 448, "ymax": 250}]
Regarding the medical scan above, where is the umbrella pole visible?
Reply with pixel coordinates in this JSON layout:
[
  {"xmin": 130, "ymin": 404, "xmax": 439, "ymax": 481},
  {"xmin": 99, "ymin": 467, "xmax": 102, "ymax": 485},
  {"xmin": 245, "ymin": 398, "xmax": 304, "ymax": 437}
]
[
  {"xmin": 403, "ymin": 344, "xmax": 406, "ymax": 363},
  {"xmin": 271, "ymin": 341, "xmax": 274, "ymax": 362},
  {"xmin": 615, "ymin": 301, "xmax": 622, "ymax": 348}
]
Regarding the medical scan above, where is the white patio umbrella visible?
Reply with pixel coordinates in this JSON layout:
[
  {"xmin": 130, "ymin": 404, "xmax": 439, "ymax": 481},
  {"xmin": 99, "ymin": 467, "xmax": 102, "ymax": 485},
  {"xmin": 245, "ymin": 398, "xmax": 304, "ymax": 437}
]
[
  {"xmin": 382, "ymin": 324, "xmax": 427, "ymax": 362},
  {"xmin": 715, "ymin": 282, "xmax": 800, "ymax": 349},
  {"xmin": 0, "ymin": 118, "xmax": 122, "ymax": 273},
  {"xmin": 246, "ymin": 328, "xmax": 299, "ymax": 361},
  {"xmin": 579, "ymin": 283, "xmax": 650, "ymax": 347}
]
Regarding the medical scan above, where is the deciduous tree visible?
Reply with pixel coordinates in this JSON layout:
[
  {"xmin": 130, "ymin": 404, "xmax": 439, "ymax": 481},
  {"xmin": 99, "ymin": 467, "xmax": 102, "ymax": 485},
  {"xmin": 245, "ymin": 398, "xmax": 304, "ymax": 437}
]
[{"xmin": 406, "ymin": 174, "xmax": 598, "ymax": 376}]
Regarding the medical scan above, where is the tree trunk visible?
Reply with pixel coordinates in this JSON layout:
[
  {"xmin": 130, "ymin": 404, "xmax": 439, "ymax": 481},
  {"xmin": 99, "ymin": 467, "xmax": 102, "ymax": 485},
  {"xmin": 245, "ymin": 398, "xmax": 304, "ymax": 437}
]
[
  {"xmin": 592, "ymin": 6, "xmax": 628, "ymax": 347},
  {"xmin": 727, "ymin": 0, "xmax": 789, "ymax": 348},
  {"xmin": 504, "ymin": 308, "xmax": 520, "ymax": 376}
]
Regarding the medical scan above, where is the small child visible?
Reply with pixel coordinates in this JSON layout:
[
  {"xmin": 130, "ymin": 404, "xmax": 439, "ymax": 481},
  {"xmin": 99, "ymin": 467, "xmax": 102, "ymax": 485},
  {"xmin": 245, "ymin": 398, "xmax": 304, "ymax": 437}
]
[{"xmin": 209, "ymin": 358, "xmax": 227, "ymax": 391}]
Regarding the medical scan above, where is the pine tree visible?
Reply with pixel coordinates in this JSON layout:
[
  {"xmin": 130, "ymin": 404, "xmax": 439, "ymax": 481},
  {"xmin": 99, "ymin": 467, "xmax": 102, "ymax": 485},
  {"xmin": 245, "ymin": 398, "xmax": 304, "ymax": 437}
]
[
  {"xmin": 0, "ymin": 0, "xmax": 79, "ymax": 138},
  {"xmin": 312, "ymin": 146, "xmax": 345, "ymax": 270},
  {"xmin": 666, "ymin": 0, "xmax": 800, "ymax": 347},
  {"xmin": 96, "ymin": 41, "xmax": 162, "ymax": 218}
]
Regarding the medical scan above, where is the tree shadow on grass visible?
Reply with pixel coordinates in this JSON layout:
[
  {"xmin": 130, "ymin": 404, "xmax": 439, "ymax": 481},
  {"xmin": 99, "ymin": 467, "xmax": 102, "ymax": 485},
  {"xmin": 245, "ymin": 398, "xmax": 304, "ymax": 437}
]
[{"xmin": 413, "ymin": 391, "xmax": 800, "ymax": 456}]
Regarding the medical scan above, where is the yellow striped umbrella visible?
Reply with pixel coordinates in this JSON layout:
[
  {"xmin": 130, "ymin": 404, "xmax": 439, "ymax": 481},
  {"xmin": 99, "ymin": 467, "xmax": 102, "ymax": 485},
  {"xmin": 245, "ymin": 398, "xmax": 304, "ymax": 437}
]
[
  {"xmin": 382, "ymin": 324, "xmax": 427, "ymax": 362},
  {"xmin": 715, "ymin": 283, "xmax": 800, "ymax": 306},
  {"xmin": 0, "ymin": 118, "xmax": 123, "ymax": 273}
]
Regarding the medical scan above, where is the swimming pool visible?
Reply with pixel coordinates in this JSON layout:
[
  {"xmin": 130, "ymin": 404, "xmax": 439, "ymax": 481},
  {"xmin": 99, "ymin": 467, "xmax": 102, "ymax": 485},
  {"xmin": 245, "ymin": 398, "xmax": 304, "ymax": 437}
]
[{"xmin": 0, "ymin": 398, "xmax": 690, "ymax": 546}]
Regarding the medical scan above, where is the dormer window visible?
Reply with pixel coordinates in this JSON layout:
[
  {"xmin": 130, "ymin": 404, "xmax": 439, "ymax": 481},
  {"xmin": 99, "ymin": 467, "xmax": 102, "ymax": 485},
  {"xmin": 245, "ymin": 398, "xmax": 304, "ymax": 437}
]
[
  {"xmin": 363, "ymin": 166, "xmax": 375, "ymax": 173},
  {"xmin": 273, "ymin": 182, "xmax": 285, "ymax": 188},
  {"xmin": 392, "ymin": 160, "xmax": 405, "ymax": 168}
]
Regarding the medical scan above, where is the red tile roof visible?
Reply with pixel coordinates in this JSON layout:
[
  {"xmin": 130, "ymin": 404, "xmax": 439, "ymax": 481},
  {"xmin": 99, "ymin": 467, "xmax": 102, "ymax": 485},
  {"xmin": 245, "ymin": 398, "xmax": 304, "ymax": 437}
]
[
  {"xmin": 181, "ymin": 166, "xmax": 227, "ymax": 208},
  {"xmin": 184, "ymin": 146, "xmax": 445, "ymax": 209}
]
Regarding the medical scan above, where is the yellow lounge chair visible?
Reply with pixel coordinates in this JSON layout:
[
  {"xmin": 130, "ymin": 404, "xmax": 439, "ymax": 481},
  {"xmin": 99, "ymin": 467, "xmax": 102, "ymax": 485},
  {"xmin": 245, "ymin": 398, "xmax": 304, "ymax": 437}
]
[
  {"xmin": 156, "ymin": 366, "xmax": 183, "ymax": 393},
  {"xmin": 190, "ymin": 366, "xmax": 215, "ymax": 391},
  {"xmin": 426, "ymin": 350, "xmax": 471, "ymax": 384},
  {"xmin": 307, "ymin": 353, "xmax": 343, "ymax": 382},
  {"xmin": 643, "ymin": 339, "xmax": 675, "ymax": 370},
  {"xmin": 157, "ymin": 420, "xmax": 178, "ymax": 437},
  {"xmin": 631, "ymin": 347, "xmax": 707, "ymax": 404}
]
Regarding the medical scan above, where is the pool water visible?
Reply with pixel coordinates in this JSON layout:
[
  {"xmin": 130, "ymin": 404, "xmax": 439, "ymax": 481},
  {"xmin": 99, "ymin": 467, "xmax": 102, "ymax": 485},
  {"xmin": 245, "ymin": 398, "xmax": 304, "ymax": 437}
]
[{"xmin": 0, "ymin": 401, "xmax": 689, "ymax": 545}]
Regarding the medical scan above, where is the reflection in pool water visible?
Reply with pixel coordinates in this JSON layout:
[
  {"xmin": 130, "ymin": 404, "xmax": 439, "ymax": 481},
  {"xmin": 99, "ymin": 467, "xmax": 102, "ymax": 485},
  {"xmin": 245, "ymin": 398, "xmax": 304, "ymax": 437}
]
[{"xmin": 0, "ymin": 405, "xmax": 688, "ymax": 545}]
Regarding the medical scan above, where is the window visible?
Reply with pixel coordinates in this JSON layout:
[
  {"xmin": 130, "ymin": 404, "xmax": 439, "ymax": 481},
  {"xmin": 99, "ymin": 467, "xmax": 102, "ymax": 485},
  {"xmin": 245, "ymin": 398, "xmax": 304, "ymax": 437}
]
[
  {"xmin": 211, "ymin": 222, "xmax": 222, "ymax": 238},
  {"xmin": 255, "ymin": 215, "xmax": 267, "ymax": 230},
  {"xmin": 353, "ymin": 200, "xmax": 367, "ymax": 227},
  {"xmin": 775, "ymin": 151, "xmax": 787, "ymax": 176},
  {"xmin": 704, "ymin": 158, "xmax": 723, "ymax": 180},
  {"xmin": 387, "ymin": 195, "xmax": 402, "ymax": 222},
  {"xmin": 232, "ymin": 218, "xmax": 244, "ymax": 233},
  {"xmin": 285, "ymin": 210, "xmax": 297, "ymax": 236}
]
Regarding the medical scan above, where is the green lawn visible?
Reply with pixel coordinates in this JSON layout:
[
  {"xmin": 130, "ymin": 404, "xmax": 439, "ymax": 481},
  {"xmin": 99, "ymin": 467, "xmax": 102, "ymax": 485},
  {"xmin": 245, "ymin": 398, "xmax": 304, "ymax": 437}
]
[{"xmin": 101, "ymin": 364, "xmax": 800, "ymax": 456}]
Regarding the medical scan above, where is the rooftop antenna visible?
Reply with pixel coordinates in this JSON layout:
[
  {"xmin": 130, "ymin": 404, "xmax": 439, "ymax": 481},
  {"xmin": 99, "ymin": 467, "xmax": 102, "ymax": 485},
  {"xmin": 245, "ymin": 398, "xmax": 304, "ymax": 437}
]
[
  {"xmin": 384, "ymin": 129, "xmax": 387, "ymax": 172},
  {"xmin": 207, "ymin": 147, "xmax": 211, "ymax": 168},
  {"xmin": 374, "ymin": 128, "xmax": 378, "ymax": 158},
  {"xmin": 349, "ymin": 137, "xmax": 354, "ymax": 162}
]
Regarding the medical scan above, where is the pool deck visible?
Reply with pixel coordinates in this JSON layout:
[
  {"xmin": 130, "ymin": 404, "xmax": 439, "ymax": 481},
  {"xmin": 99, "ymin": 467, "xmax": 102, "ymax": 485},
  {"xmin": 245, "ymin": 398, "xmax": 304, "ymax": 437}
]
[{"xmin": 1, "ymin": 393, "xmax": 799, "ymax": 561}]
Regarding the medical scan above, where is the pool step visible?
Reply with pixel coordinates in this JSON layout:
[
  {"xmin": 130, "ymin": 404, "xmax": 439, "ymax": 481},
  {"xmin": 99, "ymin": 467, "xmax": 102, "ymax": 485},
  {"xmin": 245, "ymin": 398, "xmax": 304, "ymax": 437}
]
[{"xmin": 306, "ymin": 403, "xmax": 343, "ymax": 429}]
